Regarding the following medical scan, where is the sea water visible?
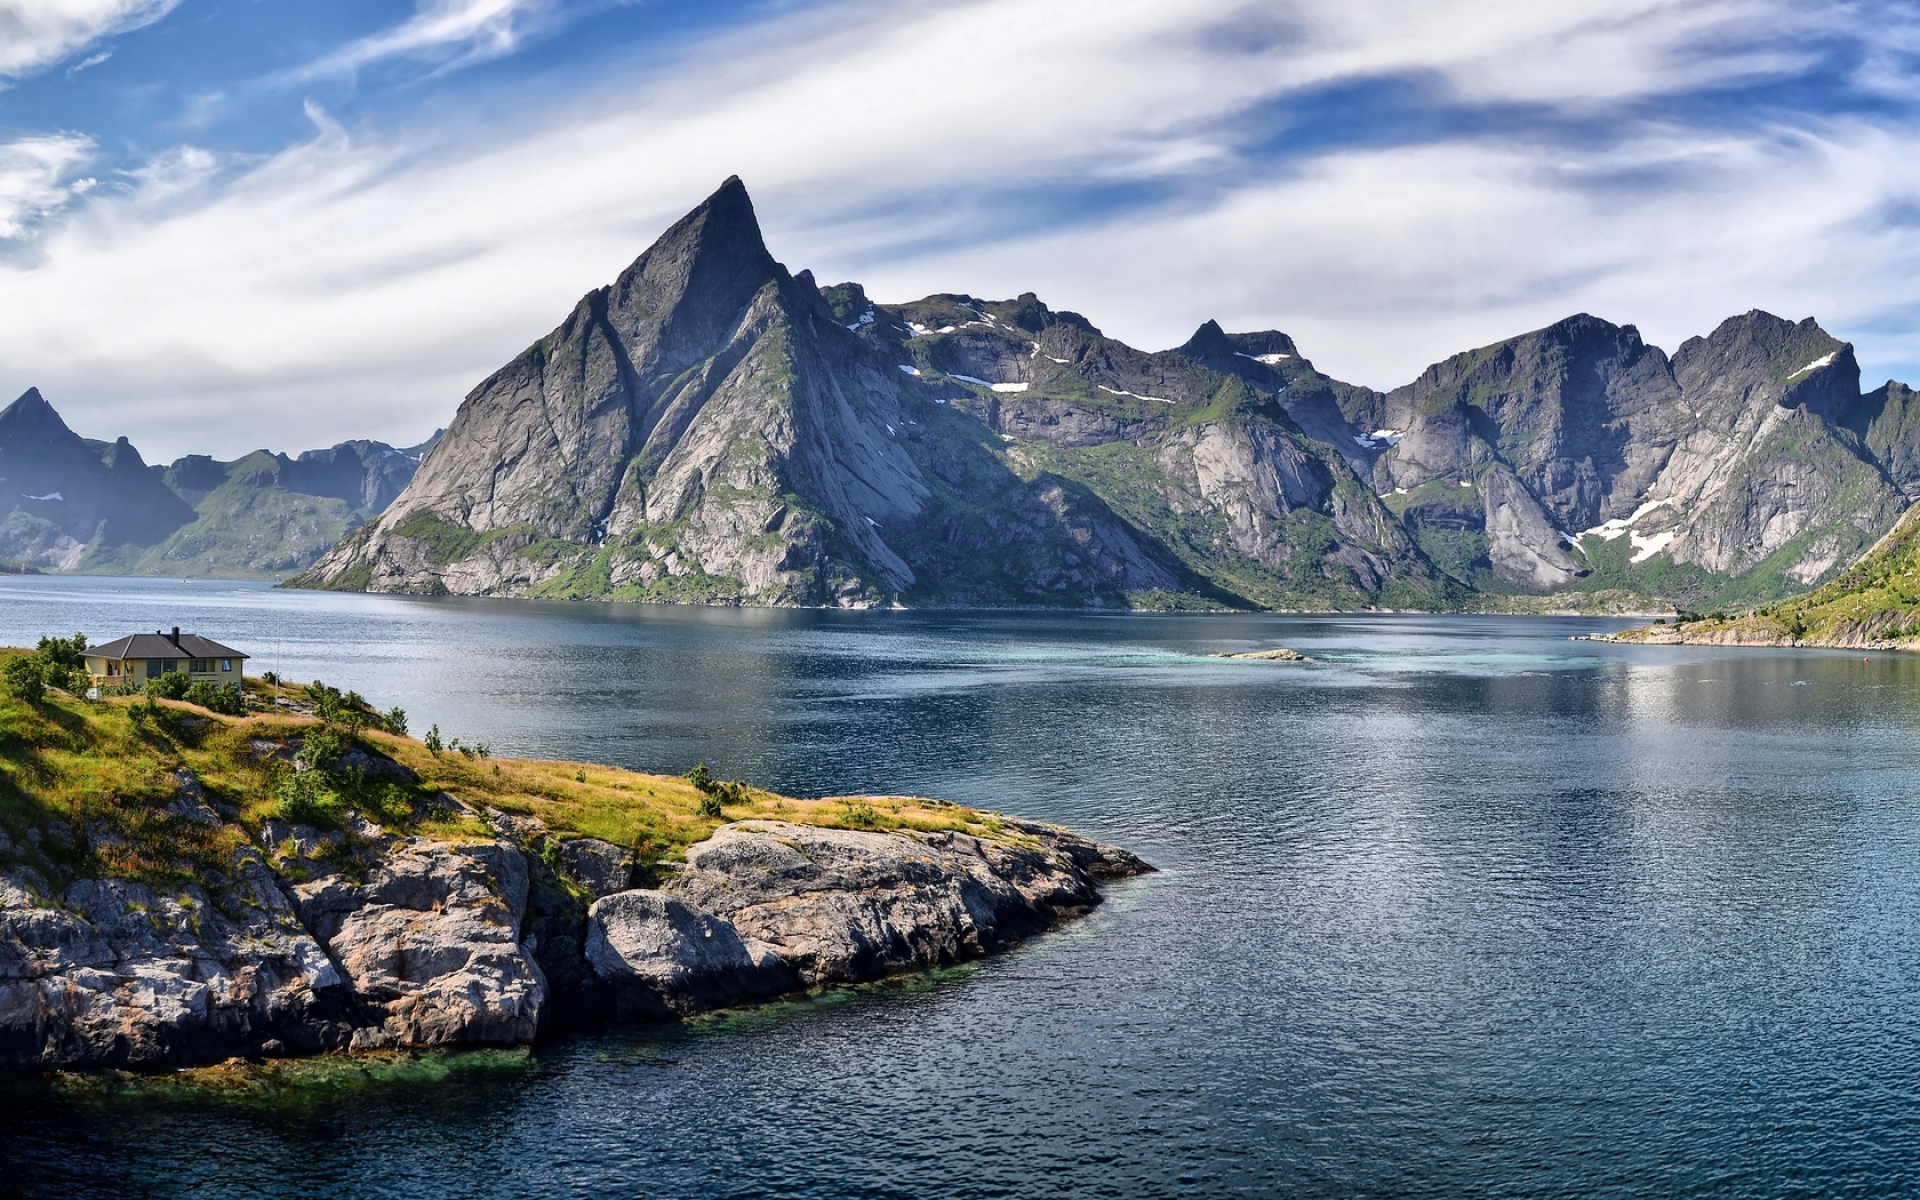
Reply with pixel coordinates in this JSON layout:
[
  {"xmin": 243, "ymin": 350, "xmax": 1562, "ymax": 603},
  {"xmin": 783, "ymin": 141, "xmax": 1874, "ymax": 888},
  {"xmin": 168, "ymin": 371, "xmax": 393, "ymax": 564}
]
[{"xmin": 2, "ymin": 576, "xmax": 1919, "ymax": 1198}]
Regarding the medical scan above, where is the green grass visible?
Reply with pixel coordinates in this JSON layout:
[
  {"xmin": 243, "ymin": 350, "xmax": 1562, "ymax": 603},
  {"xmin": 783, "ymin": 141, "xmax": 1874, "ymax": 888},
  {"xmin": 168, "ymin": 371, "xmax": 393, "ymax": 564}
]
[{"xmin": 0, "ymin": 656, "xmax": 1016, "ymax": 894}]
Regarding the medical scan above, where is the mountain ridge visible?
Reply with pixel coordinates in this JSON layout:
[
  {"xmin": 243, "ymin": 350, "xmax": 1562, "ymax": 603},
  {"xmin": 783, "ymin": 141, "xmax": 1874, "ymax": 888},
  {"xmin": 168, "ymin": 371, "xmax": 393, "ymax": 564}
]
[
  {"xmin": 291, "ymin": 178, "xmax": 1920, "ymax": 611},
  {"xmin": 0, "ymin": 388, "xmax": 439, "ymax": 577}
]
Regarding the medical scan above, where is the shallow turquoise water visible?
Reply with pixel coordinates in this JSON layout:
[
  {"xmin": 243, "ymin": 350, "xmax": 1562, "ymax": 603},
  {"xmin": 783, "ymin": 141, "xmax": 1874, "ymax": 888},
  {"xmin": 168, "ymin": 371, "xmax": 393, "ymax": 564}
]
[{"xmin": 4, "ymin": 578, "xmax": 1920, "ymax": 1197}]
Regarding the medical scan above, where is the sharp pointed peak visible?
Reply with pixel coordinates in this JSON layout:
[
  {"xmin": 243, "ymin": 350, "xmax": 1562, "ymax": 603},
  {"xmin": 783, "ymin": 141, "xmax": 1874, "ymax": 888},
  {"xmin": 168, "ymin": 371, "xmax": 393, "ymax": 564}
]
[
  {"xmin": 6, "ymin": 386, "xmax": 53, "ymax": 413},
  {"xmin": 1176, "ymin": 319, "xmax": 1236, "ymax": 359},
  {"xmin": 0, "ymin": 387, "xmax": 78, "ymax": 437}
]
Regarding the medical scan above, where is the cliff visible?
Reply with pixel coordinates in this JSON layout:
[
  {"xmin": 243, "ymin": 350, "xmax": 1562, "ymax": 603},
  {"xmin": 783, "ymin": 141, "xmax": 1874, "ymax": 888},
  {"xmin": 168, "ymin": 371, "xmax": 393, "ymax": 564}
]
[{"xmin": 0, "ymin": 668, "xmax": 1146, "ymax": 1069}]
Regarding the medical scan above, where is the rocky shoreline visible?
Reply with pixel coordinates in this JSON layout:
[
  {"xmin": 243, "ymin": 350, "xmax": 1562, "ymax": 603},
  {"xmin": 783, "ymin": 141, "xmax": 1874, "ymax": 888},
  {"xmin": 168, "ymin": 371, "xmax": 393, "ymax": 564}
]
[{"xmin": 0, "ymin": 775, "xmax": 1147, "ymax": 1070}]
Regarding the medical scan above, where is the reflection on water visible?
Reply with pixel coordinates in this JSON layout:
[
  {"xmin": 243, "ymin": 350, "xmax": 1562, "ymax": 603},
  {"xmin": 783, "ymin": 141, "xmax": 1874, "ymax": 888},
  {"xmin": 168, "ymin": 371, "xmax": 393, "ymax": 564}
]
[{"xmin": 3, "ymin": 578, "xmax": 1920, "ymax": 1197}]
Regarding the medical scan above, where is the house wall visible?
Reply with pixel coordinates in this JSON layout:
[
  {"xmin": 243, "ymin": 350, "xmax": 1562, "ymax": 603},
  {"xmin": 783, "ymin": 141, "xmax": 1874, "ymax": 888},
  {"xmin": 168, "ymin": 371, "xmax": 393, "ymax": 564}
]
[{"xmin": 86, "ymin": 655, "xmax": 244, "ymax": 685}]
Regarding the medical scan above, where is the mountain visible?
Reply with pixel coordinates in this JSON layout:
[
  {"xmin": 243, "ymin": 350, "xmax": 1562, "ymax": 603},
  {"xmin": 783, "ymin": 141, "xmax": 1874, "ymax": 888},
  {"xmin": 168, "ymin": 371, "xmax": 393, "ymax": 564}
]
[
  {"xmin": 1285, "ymin": 311, "xmax": 1911, "ymax": 603},
  {"xmin": 291, "ymin": 179, "xmax": 1453, "ymax": 608},
  {"xmin": 291, "ymin": 177, "xmax": 1918, "ymax": 612},
  {"xmin": 0, "ymin": 388, "xmax": 196, "ymax": 569},
  {"xmin": 0, "ymin": 388, "xmax": 438, "ymax": 576}
]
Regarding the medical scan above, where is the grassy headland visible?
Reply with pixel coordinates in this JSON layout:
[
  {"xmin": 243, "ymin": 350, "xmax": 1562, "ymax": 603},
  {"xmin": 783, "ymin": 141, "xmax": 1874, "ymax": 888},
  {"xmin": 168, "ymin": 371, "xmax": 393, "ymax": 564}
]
[{"xmin": 0, "ymin": 647, "xmax": 1004, "ymax": 894}]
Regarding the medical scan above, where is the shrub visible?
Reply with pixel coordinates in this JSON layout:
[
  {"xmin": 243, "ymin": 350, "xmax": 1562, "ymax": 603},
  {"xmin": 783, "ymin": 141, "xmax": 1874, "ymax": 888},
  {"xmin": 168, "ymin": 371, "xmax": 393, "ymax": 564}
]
[
  {"xmin": 260, "ymin": 670, "xmax": 280, "ymax": 686},
  {"xmin": 183, "ymin": 680, "xmax": 244, "ymax": 716},
  {"xmin": 384, "ymin": 706, "xmax": 407, "ymax": 736},
  {"xmin": 35, "ymin": 632, "xmax": 86, "ymax": 670},
  {"xmin": 3, "ymin": 657, "xmax": 45, "ymax": 703},
  {"xmin": 297, "ymin": 726, "xmax": 346, "ymax": 773},
  {"xmin": 147, "ymin": 670, "xmax": 191, "ymax": 700},
  {"xmin": 841, "ymin": 798, "xmax": 880, "ymax": 828},
  {"xmin": 274, "ymin": 769, "xmax": 340, "ymax": 825},
  {"xmin": 696, "ymin": 792, "xmax": 724, "ymax": 819},
  {"xmin": 688, "ymin": 763, "xmax": 714, "ymax": 793},
  {"xmin": 423, "ymin": 724, "xmax": 443, "ymax": 754}
]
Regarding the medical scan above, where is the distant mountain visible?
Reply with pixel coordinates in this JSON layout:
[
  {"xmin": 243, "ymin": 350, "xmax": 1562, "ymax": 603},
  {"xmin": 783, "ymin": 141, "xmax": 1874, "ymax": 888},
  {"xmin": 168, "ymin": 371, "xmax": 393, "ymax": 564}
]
[
  {"xmin": 291, "ymin": 177, "xmax": 1920, "ymax": 611},
  {"xmin": 0, "ymin": 388, "xmax": 438, "ymax": 577}
]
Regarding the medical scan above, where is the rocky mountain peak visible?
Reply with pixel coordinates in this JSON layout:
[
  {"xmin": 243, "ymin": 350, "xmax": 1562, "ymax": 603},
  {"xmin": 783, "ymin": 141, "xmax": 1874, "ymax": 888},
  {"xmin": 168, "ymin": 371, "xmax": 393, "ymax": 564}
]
[
  {"xmin": 1175, "ymin": 319, "xmax": 1237, "ymax": 360},
  {"xmin": 0, "ymin": 387, "xmax": 77, "ymax": 445},
  {"xmin": 603, "ymin": 176, "xmax": 780, "ymax": 356}
]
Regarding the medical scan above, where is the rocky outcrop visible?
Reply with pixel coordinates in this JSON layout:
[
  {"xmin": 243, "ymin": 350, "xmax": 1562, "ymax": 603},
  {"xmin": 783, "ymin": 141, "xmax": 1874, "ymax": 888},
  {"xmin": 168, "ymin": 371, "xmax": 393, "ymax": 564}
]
[
  {"xmin": 584, "ymin": 820, "xmax": 1144, "ymax": 1020},
  {"xmin": 0, "ymin": 851, "xmax": 355, "ymax": 1068},
  {"xmin": 0, "ymin": 787, "xmax": 1147, "ymax": 1068}
]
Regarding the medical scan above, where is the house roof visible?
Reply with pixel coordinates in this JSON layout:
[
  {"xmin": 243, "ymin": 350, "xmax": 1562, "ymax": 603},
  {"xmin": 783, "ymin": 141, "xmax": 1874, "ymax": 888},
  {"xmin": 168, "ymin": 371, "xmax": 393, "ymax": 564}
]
[{"xmin": 87, "ymin": 631, "xmax": 249, "ymax": 661}]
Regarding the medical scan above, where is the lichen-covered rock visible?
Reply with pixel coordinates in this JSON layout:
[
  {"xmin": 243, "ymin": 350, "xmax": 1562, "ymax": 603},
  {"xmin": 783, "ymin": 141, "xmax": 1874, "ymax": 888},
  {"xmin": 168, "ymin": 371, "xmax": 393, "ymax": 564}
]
[
  {"xmin": 0, "ymin": 851, "xmax": 353, "ymax": 1068},
  {"xmin": 285, "ymin": 838, "xmax": 545, "ymax": 1049},
  {"xmin": 583, "ymin": 820, "xmax": 1148, "ymax": 1018}
]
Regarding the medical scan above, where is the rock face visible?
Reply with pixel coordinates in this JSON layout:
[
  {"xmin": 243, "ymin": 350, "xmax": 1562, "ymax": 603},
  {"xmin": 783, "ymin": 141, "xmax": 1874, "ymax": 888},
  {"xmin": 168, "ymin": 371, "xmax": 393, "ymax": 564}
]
[
  {"xmin": 0, "ymin": 851, "xmax": 355, "ymax": 1068},
  {"xmin": 288, "ymin": 178, "xmax": 1920, "ymax": 610},
  {"xmin": 1317, "ymin": 312, "xmax": 1914, "ymax": 595},
  {"xmin": 0, "ymin": 791, "xmax": 1146, "ymax": 1068},
  {"xmin": 276, "ymin": 833, "xmax": 546, "ymax": 1051},
  {"xmin": 585, "ymin": 820, "xmax": 1144, "ymax": 1020},
  {"xmin": 0, "ymin": 386, "xmax": 438, "ymax": 576}
]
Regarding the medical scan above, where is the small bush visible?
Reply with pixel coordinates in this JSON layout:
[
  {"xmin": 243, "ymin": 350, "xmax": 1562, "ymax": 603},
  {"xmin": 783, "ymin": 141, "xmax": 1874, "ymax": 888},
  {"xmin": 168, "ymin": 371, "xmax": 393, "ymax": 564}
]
[
  {"xmin": 274, "ymin": 769, "xmax": 340, "ymax": 825},
  {"xmin": 841, "ymin": 799, "xmax": 880, "ymax": 828},
  {"xmin": 695, "ymin": 792, "xmax": 724, "ymax": 819},
  {"xmin": 297, "ymin": 726, "xmax": 346, "ymax": 773},
  {"xmin": 35, "ymin": 633, "xmax": 86, "ymax": 670},
  {"xmin": 183, "ymin": 680, "xmax": 244, "ymax": 716},
  {"xmin": 147, "ymin": 670, "xmax": 191, "ymax": 700},
  {"xmin": 688, "ymin": 763, "xmax": 714, "ymax": 793},
  {"xmin": 384, "ymin": 706, "xmax": 407, "ymax": 736},
  {"xmin": 3, "ymin": 657, "xmax": 45, "ymax": 703},
  {"xmin": 423, "ymin": 724, "xmax": 442, "ymax": 754}
]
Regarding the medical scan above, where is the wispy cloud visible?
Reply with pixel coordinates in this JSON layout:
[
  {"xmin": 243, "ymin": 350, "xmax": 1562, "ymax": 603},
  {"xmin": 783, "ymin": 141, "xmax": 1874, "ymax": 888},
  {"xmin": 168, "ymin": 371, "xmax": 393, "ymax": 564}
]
[
  {"xmin": 0, "ymin": 134, "xmax": 95, "ymax": 238},
  {"xmin": 2, "ymin": 0, "xmax": 1918, "ymax": 458},
  {"xmin": 297, "ymin": 0, "xmax": 563, "ymax": 79},
  {"xmin": 0, "ymin": 0, "xmax": 178, "ymax": 78}
]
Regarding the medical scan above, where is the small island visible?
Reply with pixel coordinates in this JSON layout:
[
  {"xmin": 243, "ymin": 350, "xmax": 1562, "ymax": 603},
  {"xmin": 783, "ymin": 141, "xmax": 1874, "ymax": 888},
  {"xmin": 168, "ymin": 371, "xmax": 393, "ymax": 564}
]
[
  {"xmin": 1212, "ymin": 648, "xmax": 1311, "ymax": 661},
  {"xmin": 0, "ymin": 631, "xmax": 1149, "ymax": 1070}
]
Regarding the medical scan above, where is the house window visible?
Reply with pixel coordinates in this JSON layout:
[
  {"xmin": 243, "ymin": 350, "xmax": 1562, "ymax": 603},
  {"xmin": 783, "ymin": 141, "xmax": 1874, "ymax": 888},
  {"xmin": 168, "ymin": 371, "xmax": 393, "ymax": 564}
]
[
  {"xmin": 161, "ymin": 660, "xmax": 176, "ymax": 674},
  {"xmin": 221, "ymin": 659, "xmax": 232, "ymax": 671},
  {"xmin": 190, "ymin": 658, "xmax": 213, "ymax": 672}
]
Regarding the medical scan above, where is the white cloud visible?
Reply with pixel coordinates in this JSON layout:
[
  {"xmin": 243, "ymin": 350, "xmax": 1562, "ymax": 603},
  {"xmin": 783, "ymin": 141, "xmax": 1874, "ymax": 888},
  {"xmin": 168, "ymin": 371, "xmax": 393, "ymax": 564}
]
[
  {"xmin": 0, "ymin": 0, "xmax": 178, "ymax": 77},
  {"xmin": 299, "ymin": 0, "xmax": 560, "ymax": 77},
  {"xmin": 0, "ymin": 134, "xmax": 94, "ymax": 238},
  {"xmin": 1, "ymin": 0, "xmax": 1917, "ymax": 458}
]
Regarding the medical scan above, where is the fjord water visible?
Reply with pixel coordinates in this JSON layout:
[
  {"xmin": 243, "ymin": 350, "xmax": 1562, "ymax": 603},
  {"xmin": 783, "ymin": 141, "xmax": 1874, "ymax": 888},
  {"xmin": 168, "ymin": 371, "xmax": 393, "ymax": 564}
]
[{"xmin": 5, "ymin": 579, "xmax": 1920, "ymax": 1198}]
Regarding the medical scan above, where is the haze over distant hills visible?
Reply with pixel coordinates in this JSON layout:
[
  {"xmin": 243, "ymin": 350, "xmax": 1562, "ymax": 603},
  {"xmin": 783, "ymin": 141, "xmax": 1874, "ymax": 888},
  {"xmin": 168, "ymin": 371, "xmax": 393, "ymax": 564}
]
[
  {"xmin": 286, "ymin": 178, "xmax": 1920, "ymax": 612},
  {"xmin": 0, "ymin": 388, "xmax": 438, "ymax": 577}
]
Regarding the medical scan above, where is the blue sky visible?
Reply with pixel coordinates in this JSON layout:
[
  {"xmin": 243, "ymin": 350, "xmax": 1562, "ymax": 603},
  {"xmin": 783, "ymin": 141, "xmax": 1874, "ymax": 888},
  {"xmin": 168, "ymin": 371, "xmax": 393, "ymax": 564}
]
[{"xmin": 2, "ymin": 0, "xmax": 1919, "ymax": 459}]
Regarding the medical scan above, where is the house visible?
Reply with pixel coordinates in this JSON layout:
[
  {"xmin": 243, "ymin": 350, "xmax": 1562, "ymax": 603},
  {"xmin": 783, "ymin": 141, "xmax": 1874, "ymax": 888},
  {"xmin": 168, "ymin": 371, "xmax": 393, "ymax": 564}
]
[{"xmin": 85, "ymin": 627, "xmax": 249, "ymax": 687}]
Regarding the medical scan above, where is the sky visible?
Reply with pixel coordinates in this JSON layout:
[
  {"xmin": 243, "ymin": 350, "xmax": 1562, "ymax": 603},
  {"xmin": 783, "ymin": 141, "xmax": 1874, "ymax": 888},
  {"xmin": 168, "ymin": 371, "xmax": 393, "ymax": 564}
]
[{"xmin": 1, "ymin": 0, "xmax": 1918, "ymax": 461}]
